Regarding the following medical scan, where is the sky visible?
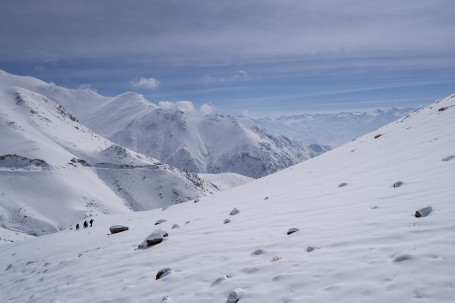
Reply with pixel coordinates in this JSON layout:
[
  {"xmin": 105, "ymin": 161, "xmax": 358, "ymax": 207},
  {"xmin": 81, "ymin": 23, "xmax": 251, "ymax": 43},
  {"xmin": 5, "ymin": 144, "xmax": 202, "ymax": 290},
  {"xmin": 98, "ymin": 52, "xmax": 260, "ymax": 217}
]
[{"xmin": 1, "ymin": 0, "xmax": 455, "ymax": 117}]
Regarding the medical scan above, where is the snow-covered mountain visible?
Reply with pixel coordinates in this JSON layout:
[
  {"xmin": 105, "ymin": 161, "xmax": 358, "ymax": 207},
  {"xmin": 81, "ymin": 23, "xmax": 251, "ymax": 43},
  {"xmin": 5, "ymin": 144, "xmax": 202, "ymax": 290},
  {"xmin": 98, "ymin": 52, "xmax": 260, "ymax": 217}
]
[
  {"xmin": 0, "ymin": 78, "xmax": 231, "ymax": 237},
  {"xmin": 256, "ymin": 108, "xmax": 415, "ymax": 147},
  {"xmin": 0, "ymin": 70, "xmax": 327, "ymax": 178},
  {"xmin": 1, "ymin": 92, "xmax": 453, "ymax": 302},
  {"xmin": 110, "ymin": 111, "xmax": 328, "ymax": 178}
]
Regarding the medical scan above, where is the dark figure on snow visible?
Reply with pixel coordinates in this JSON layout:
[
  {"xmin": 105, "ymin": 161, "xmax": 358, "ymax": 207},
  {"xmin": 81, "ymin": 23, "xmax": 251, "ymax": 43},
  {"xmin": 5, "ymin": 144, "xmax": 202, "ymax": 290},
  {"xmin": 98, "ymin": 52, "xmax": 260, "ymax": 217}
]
[
  {"xmin": 83, "ymin": 220, "xmax": 88, "ymax": 228},
  {"xmin": 89, "ymin": 219, "xmax": 94, "ymax": 227},
  {"xmin": 76, "ymin": 223, "xmax": 80, "ymax": 230}
]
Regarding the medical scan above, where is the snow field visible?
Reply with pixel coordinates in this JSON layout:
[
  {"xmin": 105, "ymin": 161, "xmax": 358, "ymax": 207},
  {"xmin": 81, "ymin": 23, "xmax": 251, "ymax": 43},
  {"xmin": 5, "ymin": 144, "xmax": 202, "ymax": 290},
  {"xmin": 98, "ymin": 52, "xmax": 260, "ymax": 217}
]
[{"xmin": 0, "ymin": 94, "xmax": 454, "ymax": 302}]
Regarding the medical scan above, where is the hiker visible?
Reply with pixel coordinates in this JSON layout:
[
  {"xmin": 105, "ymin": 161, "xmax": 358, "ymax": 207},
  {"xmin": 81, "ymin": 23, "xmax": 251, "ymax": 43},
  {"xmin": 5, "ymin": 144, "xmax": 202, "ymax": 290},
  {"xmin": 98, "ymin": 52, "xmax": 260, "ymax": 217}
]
[
  {"xmin": 76, "ymin": 223, "xmax": 80, "ymax": 230},
  {"xmin": 89, "ymin": 219, "xmax": 94, "ymax": 227},
  {"xmin": 83, "ymin": 220, "xmax": 88, "ymax": 228}
]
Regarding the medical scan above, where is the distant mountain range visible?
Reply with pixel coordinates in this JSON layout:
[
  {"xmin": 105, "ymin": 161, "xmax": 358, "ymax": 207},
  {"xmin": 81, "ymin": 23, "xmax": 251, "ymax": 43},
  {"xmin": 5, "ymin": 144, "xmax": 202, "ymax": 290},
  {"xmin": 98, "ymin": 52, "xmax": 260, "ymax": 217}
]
[
  {"xmin": 0, "ymin": 70, "xmax": 328, "ymax": 178},
  {"xmin": 256, "ymin": 108, "xmax": 416, "ymax": 147}
]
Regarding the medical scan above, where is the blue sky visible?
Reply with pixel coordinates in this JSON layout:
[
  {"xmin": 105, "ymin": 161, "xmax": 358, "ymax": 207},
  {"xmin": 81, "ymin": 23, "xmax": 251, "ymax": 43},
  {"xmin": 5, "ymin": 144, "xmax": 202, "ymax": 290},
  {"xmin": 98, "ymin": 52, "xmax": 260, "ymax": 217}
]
[{"xmin": 1, "ymin": 0, "xmax": 454, "ymax": 117}]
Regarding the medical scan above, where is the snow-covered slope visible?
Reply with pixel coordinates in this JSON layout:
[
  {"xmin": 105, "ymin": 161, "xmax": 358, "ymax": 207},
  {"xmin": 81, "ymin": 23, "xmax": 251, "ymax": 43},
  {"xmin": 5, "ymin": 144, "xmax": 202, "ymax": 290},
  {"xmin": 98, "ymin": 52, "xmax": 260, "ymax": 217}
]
[
  {"xmin": 0, "ymin": 70, "xmax": 326, "ymax": 178},
  {"xmin": 111, "ymin": 111, "xmax": 325, "ymax": 178},
  {"xmin": 198, "ymin": 173, "xmax": 254, "ymax": 192},
  {"xmin": 256, "ymin": 108, "xmax": 415, "ymax": 147},
  {"xmin": 1, "ymin": 94, "xmax": 453, "ymax": 302},
  {"xmin": 0, "ymin": 81, "xmax": 222, "ymax": 237}
]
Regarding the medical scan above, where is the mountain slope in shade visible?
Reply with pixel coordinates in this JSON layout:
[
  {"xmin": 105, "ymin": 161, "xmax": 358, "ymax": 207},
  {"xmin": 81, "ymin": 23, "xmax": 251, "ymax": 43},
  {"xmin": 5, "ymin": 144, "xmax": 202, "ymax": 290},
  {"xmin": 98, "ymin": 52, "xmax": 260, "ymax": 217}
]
[
  {"xmin": 0, "ymin": 70, "xmax": 327, "ymax": 178},
  {"xmin": 1, "ymin": 94, "xmax": 453, "ymax": 302},
  {"xmin": 0, "ymin": 80, "xmax": 227, "ymax": 237},
  {"xmin": 256, "ymin": 108, "xmax": 415, "ymax": 147}
]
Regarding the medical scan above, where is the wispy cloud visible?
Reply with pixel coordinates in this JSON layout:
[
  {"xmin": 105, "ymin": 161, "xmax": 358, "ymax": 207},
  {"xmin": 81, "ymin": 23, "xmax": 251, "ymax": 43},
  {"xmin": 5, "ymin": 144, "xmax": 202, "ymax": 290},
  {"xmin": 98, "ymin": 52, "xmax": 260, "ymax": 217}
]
[
  {"xmin": 200, "ymin": 103, "xmax": 216, "ymax": 115},
  {"xmin": 158, "ymin": 100, "xmax": 216, "ymax": 116},
  {"xmin": 131, "ymin": 77, "xmax": 160, "ymax": 89},
  {"xmin": 1, "ymin": 1, "xmax": 454, "ymax": 65},
  {"xmin": 202, "ymin": 70, "xmax": 252, "ymax": 84},
  {"xmin": 78, "ymin": 83, "xmax": 96, "ymax": 92},
  {"xmin": 158, "ymin": 100, "xmax": 194, "ymax": 113}
]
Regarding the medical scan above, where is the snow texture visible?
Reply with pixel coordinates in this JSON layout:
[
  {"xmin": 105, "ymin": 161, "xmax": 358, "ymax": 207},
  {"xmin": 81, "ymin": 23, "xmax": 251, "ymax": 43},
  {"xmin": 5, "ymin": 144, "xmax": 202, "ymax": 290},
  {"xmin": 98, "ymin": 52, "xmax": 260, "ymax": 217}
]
[
  {"xmin": 0, "ymin": 93, "xmax": 454, "ymax": 302},
  {"xmin": 1, "ymin": 70, "xmax": 249, "ymax": 237}
]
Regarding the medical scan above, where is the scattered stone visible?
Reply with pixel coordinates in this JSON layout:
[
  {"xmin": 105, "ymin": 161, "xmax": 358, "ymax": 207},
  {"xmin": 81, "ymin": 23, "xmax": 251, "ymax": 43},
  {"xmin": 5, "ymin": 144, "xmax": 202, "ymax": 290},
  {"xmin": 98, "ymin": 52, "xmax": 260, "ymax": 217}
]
[
  {"xmin": 161, "ymin": 295, "xmax": 172, "ymax": 302},
  {"xmin": 224, "ymin": 219, "xmax": 231, "ymax": 224},
  {"xmin": 171, "ymin": 224, "xmax": 180, "ymax": 229},
  {"xmin": 438, "ymin": 107, "xmax": 448, "ymax": 112},
  {"xmin": 392, "ymin": 181, "xmax": 404, "ymax": 188},
  {"xmin": 442, "ymin": 155, "xmax": 455, "ymax": 162},
  {"xmin": 155, "ymin": 219, "xmax": 167, "ymax": 225},
  {"xmin": 338, "ymin": 182, "xmax": 348, "ymax": 187},
  {"xmin": 287, "ymin": 227, "xmax": 299, "ymax": 235},
  {"xmin": 156, "ymin": 267, "xmax": 173, "ymax": 280},
  {"xmin": 138, "ymin": 229, "xmax": 168, "ymax": 249},
  {"xmin": 270, "ymin": 256, "xmax": 282, "ymax": 262},
  {"xmin": 374, "ymin": 134, "xmax": 383, "ymax": 139},
  {"xmin": 264, "ymin": 196, "xmax": 269, "ymax": 200},
  {"xmin": 5, "ymin": 264, "xmax": 12, "ymax": 271},
  {"xmin": 251, "ymin": 249, "xmax": 264, "ymax": 256},
  {"xmin": 226, "ymin": 288, "xmax": 245, "ymax": 303},
  {"xmin": 415, "ymin": 206, "xmax": 432, "ymax": 218},
  {"xmin": 109, "ymin": 225, "xmax": 129, "ymax": 234},
  {"xmin": 185, "ymin": 221, "xmax": 190, "ymax": 225},
  {"xmin": 194, "ymin": 199, "xmax": 200, "ymax": 203},
  {"xmin": 394, "ymin": 254, "xmax": 413, "ymax": 263},
  {"xmin": 306, "ymin": 246, "xmax": 315, "ymax": 252},
  {"xmin": 230, "ymin": 208, "xmax": 240, "ymax": 216}
]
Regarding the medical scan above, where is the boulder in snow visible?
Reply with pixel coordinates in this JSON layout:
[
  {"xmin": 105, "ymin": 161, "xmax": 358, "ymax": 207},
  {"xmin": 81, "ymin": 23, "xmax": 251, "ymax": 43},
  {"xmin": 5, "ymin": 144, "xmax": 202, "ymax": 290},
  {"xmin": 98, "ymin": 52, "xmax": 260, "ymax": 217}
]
[
  {"xmin": 171, "ymin": 224, "xmax": 180, "ymax": 229},
  {"xmin": 155, "ymin": 219, "xmax": 167, "ymax": 225},
  {"xmin": 307, "ymin": 246, "xmax": 315, "ymax": 252},
  {"xmin": 338, "ymin": 182, "xmax": 348, "ymax": 187},
  {"xmin": 392, "ymin": 181, "xmax": 404, "ymax": 188},
  {"xmin": 393, "ymin": 254, "xmax": 413, "ymax": 263},
  {"xmin": 156, "ymin": 267, "xmax": 173, "ymax": 280},
  {"xmin": 230, "ymin": 208, "xmax": 240, "ymax": 216},
  {"xmin": 252, "ymin": 249, "xmax": 264, "ymax": 256},
  {"xmin": 226, "ymin": 288, "xmax": 245, "ymax": 303},
  {"xmin": 138, "ymin": 229, "xmax": 168, "ymax": 249},
  {"xmin": 224, "ymin": 219, "xmax": 231, "ymax": 224},
  {"xmin": 287, "ymin": 227, "xmax": 299, "ymax": 235},
  {"xmin": 109, "ymin": 225, "xmax": 129, "ymax": 234},
  {"xmin": 374, "ymin": 134, "xmax": 383, "ymax": 139},
  {"xmin": 441, "ymin": 155, "xmax": 454, "ymax": 162},
  {"xmin": 415, "ymin": 206, "xmax": 432, "ymax": 218}
]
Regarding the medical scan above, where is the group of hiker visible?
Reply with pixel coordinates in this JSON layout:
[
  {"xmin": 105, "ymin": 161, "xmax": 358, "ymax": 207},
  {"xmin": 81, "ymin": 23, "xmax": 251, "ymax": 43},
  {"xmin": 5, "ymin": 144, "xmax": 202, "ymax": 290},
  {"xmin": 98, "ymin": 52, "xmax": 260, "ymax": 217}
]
[{"xmin": 75, "ymin": 219, "xmax": 94, "ymax": 230}]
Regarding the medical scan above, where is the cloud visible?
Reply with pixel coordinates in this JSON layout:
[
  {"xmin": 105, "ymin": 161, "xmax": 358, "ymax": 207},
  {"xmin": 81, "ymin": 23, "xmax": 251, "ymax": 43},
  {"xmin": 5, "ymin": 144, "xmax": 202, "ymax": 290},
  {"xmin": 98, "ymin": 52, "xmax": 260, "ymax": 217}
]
[
  {"xmin": 202, "ymin": 70, "xmax": 252, "ymax": 84},
  {"xmin": 131, "ymin": 77, "xmax": 160, "ymax": 89},
  {"xmin": 158, "ymin": 100, "xmax": 216, "ymax": 115},
  {"xmin": 2, "ymin": 1, "xmax": 454, "ymax": 65},
  {"xmin": 200, "ymin": 103, "xmax": 216, "ymax": 115},
  {"xmin": 158, "ymin": 100, "xmax": 195, "ymax": 113},
  {"xmin": 78, "ymin": 83, "xmax": 96, "ymax": 92},
  {"xmin": 241, "ymin": 110, "xmax": 250, "ymax": 118}
]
